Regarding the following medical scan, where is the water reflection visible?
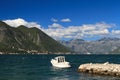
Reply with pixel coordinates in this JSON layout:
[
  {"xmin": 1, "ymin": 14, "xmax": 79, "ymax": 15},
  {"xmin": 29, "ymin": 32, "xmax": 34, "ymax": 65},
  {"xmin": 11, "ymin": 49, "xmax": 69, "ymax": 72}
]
[
  {"xmin": 49, "ymin": 67, "xmax": 71, "ymax": 80},
  {"xmin": 50, "ymin": 77, "xmax": 69, "ymax": 80}
]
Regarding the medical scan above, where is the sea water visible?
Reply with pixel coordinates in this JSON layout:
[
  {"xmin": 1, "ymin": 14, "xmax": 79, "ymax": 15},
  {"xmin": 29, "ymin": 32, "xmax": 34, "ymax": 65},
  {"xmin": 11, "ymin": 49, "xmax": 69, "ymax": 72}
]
[{"xmin": 0, "ymin": 54, "xmax": 120, "ymax": 80}]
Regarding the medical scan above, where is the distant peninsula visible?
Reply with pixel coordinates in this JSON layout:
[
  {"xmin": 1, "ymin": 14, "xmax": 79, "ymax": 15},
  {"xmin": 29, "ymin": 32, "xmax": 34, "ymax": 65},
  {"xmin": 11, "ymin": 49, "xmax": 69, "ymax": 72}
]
[{"xmin": 0, "ymin": 21, "xmax": 70, "ymax": 54}]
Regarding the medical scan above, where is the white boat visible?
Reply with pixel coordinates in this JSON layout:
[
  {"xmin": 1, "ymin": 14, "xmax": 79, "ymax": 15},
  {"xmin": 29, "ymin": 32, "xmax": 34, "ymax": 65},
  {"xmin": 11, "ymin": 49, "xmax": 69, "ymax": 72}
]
[{"xmin": 51, "ymin": 56, "xmax": 71, "ymax": 68}]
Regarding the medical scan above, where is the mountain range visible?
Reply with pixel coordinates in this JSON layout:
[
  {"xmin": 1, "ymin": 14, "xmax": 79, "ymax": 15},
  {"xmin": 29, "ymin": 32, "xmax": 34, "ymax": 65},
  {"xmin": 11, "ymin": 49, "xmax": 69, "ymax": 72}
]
[
  {"xmin": 0, "ymin": 21, "xmax": 70, "ymax": 54},
  {"xmin": 59, "ymin": 38, "xmax": 120, "ymax": 54},
  {"xmin": 0, "ymin": 20, "xmax": 120, "ymax": 54}
]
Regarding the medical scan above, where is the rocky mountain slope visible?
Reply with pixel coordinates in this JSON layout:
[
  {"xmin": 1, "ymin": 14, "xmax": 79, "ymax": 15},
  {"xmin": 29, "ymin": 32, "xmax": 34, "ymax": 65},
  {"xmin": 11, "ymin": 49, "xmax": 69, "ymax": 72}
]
[
  {"xmin": 59, "ymin": 38, "xmax": 120, "ymax": 54},
  {"xmin": 0, "ymin": 21, "xmax": 70, "ymax": 54},
  {"xmin": 112, "ymin": 47, "xmax": 120, "ymax": 53}
]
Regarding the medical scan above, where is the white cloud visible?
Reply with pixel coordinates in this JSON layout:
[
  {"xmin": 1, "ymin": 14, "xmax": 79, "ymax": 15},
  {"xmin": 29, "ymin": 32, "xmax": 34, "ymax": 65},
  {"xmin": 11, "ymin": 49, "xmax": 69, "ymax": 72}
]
[
  {"xmin": 111, "ymin": 30, "xmax": 120, "ymax": 38},
  {"xmin": 86, "ymin": 29, "xmax": 109, "ymax": 35},
  {"xmin": 3, "ymin": 18, "xmax": 118, "ymax": 40},
  {"xmin": 112, "ymin": 30, "xmax": 120, "ymax": 34},
  {"xmin": 81, "ymin": 22, "xmax": 112, "ymax": 35},
  {"xmin": 51, "ymin": 18, "xmax": 58, "ymax": 22},
  {"xmin": 3, "ymin": 18, "xmax": 41, "ymax": 29},
  {"xmin": 43, "ymin": 22, "xmax": 115, "ymax": 40},
  {"xmin": 48, "ymin": 23, "xmax": 63, "ymax": 29},
  {"xmin": 61, "ymin": 18, "xmax": 71, "ymax": 22}
]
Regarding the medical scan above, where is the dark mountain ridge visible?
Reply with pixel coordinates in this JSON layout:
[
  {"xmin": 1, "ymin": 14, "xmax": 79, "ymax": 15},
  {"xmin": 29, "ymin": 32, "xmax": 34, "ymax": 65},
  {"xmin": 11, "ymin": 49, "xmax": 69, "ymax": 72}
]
[{"xmin": 0, "ymin": 21, "xmax": 70, "ymax": 54}]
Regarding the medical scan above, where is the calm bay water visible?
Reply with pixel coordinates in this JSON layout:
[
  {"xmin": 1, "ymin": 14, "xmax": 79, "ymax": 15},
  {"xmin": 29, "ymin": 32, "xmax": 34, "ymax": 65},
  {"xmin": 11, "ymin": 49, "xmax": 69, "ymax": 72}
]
[{"xmin": 0, "ymin": 54, "xmax": 120, "ymax": 80}]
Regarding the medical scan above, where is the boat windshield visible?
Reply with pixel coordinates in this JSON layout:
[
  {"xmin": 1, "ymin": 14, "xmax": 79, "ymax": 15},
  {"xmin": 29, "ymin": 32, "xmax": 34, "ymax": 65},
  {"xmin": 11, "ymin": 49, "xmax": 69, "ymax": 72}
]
[{"xmin": 57, "ymin": 56, "xmax": 65, "ymax": 63}]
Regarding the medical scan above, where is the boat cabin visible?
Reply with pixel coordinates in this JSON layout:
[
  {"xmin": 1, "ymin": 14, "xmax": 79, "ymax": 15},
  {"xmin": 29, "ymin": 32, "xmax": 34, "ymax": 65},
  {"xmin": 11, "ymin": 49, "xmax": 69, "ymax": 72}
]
[{"xmin": 55, "ymin": 56, "xmax": 65, "ymax": 63}]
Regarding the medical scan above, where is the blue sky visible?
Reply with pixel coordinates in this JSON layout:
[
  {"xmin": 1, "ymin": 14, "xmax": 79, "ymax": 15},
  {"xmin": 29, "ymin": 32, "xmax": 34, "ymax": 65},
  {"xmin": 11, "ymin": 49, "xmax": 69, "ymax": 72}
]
[{"xmin": 1, "ymin": 0, "xmax": 120, "ymax": 40}]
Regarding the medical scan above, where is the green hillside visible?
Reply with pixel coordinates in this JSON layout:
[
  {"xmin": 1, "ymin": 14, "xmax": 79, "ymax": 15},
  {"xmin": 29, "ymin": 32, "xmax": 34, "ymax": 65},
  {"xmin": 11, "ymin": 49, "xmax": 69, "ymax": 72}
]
[{"xmin": 0, "ymin": 21, "xmax": 70, "ymax": 54}]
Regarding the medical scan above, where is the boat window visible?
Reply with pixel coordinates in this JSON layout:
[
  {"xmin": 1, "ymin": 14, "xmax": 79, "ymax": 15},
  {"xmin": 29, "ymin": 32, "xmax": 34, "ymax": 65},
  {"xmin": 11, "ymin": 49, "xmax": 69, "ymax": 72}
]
[
  {"xmin": 57, "ymin": 57, "xmax": 65, "ymax": 63},
  {"xmin": 56, "ymin": 56, "xmax": 65, "ymax": 63},
  {"xmin": 58, "ymin": 58, "xmax": 60, "ymax": 63},
  {"xmin": 62, "ymin": 58, "xmax": 64, "ymax": 62},
  {"xmin": 60, "ymin": 58, "xmax": 62, "ymax": 62}
]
